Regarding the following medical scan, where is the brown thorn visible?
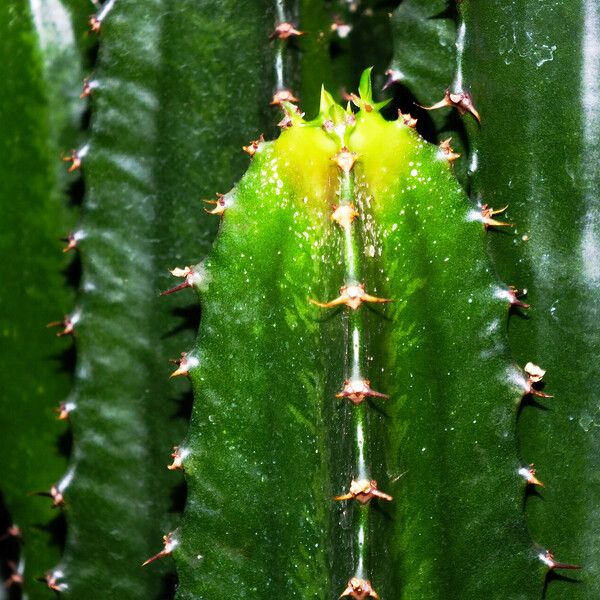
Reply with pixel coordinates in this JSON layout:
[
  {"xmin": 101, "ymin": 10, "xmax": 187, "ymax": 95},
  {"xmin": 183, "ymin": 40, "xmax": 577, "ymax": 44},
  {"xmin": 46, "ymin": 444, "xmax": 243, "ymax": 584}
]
[
  {"xmin": 340, "ymin": 577, "xmax": 380, "ymax": 599},
  {"xmin": 270, "ymin": 89, "xmax": 299, "ymax": 106},
  {"xmin": 508, "ymin": 286, "xmax": 529, "ymax": 309},
  {"xmin": 481, "ymin": 204, "xmax": 513, "ymax": 229},
  {"xmin": 417, "ymin": 89, "xmax": 480, "ymax": 123},
  {"xmin": 331, "ymin": 204, "xmax": 359, "ymax": 230},
  {"xmin": 439, "ymin": 138, "xmax": 461, "ymax": 163},
  {"xmin": 309, "ymin": 284, "xmax": 392, "ymax": 311},
  {"xmin": 243, "ymin": 134, "xmax": 264, "ymax": 157},
  {"xmin": 80, "ymin": 77, "xmax": 92, "ymax": 99},
  {"xmin": 519, "ymin": 464, "xmax": 544, "ymax": 487},
  {"xmin": 334, "ymin": 479, "xmax": 392, "ymax": 504},
  {"xmin": 398, "ymin": 110, "xmax": 418, "ymax": 128},
  {"xmin": 336, "ymin": 379, "xmax": 388, "ymax": 405},
  {"xmin": 0, "ymin": 525, "xmax": 21, "ymax": 542},
  {"xmin": 62, "ymin": 150, "xmax": 81, "ymax": 173},
  {"xmin": 60, "ymin": 232, "xmax": 78, "ymax": 253},
  {"xmin": 540, "ymin": 550, "xmax": 581, "ymax": 571},
  {"xmin": 47, "ymin": 316, "xmax": 74, "ymax": 337},
  {"xmin": 332, "ymin": 147, "xmax": 358, "ymax": 173},
  {"xmin": 270, "ymin": 22, "xmax": 305, "ymax": 40},
  {"xmin": 142, "ymin": 533, "xmax": 177, "ymax": 567},
  {"xmin": 523, "ymin": 362, "xmax": 553, "ymax": 398}
]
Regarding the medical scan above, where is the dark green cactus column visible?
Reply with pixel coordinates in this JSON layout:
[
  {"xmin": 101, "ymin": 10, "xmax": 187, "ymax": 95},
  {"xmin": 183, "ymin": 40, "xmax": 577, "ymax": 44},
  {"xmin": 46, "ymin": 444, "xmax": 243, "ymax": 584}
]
[
  {"xmin": 52, "ymin": 0, "xmax": 275, "ymax": 597},
  {"xmin": 460, "ymin": 1, "xmax": 600, "ymax": 597},
  {"xmin": 0, "ymin": 1, "xmax": 81, "ymax": 594}
]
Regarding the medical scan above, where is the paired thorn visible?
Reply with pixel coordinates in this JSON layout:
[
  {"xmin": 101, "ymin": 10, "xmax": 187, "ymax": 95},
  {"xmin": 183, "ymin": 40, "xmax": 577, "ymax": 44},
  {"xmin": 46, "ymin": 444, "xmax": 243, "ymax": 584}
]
[
  {"xmin": 204, "ymin": 193, "xmax": 228, "ymax": 216},
  {"xmin": 332, "ymin": 147, "xmax": 358, "ymax": 173},
  {"xmin": 37, "ymin": 570, "xmax": 67, "ymax": 593},
  {"xmin": 331, "ymin": 16, "xmax": 352, "ymax": 39},
  {"xmin": 243, "ymin": 134, "xmax": 264, "ymax": 157},
  {"xmin": 142, "ymin": 533, "xmax": 178, "ymax": 567},
  {"xmin": 80, "ymin": 77, "xmax": 95, "ymax": 99},
  {"xmin": 161, "ymin": 266, "xmax": 200, "ymax": 296},
  {"xmin": 277, "ymin": 104, "xmax": 304, "ymax": 129},
  {"xmin": 270, "ymin": 22, "xmax": 305, "ymax": 40},
  {"xmin": 519, "ymin": 464, "xmax": 544, "ymax": 487},
  {"xmin": 336, "ymin": 379, "xmax": 388, "ymax": 405},
  {"xmin": 60, "ymin": 231, "xmax": 84, "ymax": 253},
  {"xmin": 331, "ymin": 204, "xmax": 359, "ymax": 229},
  {"xmin": 439, "ymin": 138, "xmax": 460, "ymax": 163},
  {"xmin": 309, "ymin": 283, "xmax": 392, "ymax": 311},
  {"xmin": 340, "ymin": 577, "xmax": 380, "ymax": 599},
  {"xmin": 167, "ymin": 446, "xmax": 189, "ymax": 471},
  {"xmin": 417, "ymin": 89, "xmax": 481, "ymax": 123},
  {"xmin": 271, "ymin": 89, "xmax": 299, "ymax": 106},
  {"xmin": 54, "ymin": 401, "xmax": 76, "ymax": 421},
  {"xmin": 523, "ymin": 362, "xmax": 553, "ymax": 398},
  {"xmin": 169, "ymin": 352, "xmax": 198, "ymax": 378},
  {"xmin": 508, "ymin": 286, "xmax": 529, "ymax": 309},
  {"xmin": 481, "ymin": 204, "xmax": 513, "ymax": 229},
  {"xmin": 335, "ymin": 479, "xmax": 392, "ymax": 504},
  {"xmin": 539, "ymin": 550, "xmax": 580, "ymax": 571},
  {"xmin": 32, "ymin": 485, "xmax": 64, "ymax": 509},
  {"xmin": 398, "ymin": 110, "xmax": 418, "ymax": 128},
  {"xmin": 47, "ymin": 314, "xmax": 76, "ymax": 337},
  {"xmin": 88, "ymin": 15, "xmax": 101, "ymax": 33},
  {"xmin": 62, "ymin": 150, "xmax": 81, "ymax": 173}
]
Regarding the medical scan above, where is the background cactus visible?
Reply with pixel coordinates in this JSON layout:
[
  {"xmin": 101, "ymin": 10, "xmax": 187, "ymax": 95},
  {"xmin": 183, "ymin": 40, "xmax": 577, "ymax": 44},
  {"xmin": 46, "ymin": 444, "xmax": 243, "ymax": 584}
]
[{"xmin": 1, "ymin": 1, "xmax": 598, "ymax": 599}]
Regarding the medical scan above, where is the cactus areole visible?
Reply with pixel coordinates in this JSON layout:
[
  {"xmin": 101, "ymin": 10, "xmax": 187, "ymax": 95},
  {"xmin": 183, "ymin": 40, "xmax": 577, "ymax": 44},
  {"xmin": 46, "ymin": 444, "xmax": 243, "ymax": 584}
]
[{"xmin": 153, "ymin": 70, "xmax": 571, "ymax": 599}]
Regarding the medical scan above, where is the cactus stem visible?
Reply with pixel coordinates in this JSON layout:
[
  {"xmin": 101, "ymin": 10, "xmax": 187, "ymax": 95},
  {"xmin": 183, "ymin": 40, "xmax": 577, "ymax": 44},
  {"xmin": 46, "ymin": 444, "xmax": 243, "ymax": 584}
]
[
  {"xmin": 331, "ymin": 204, "xmax": 360, "ymax": 229},
  {"xmin": 538, "ymin": 550, "xmax": 581, "ymax": 570},
  {"xmin": 309, "ymin": 283, "xmax": 391, "ymax": 311},
  {"xmin": 439, "ymin": 138, "xmax": 461, "ymax": 163},
  {"xmin": 270, "ymin": 89, "xmax": 299, "ymax": 105},
  {"xmin": 417, "ymin": 89, "xmax": 481, "ymax": 123},
  {"xmin": 332, "ymin": 148, "xmax": 359, "ymax": 173},
  {"xmin": 242, "ymin": 134, "xmax": 265, "ymax": 157},
  {"xmin": 334, "ymin": 479, "xmax": 393, "ymax": 504},
  {"xmin": 142, "ymin": 533, "xmax": 178, "ymax": 567},
  {"xmin": 336, "ymin": 379, "xmax": 388, "ymax": 405},
  {"xmin": 340, "ymin": 577, "xmax": 380, "ymax": 599},
  {"xmin": 397, "ymin": 110, "xmax": 418, "ymax": 128},
  {"xmin": 269, "ymin": 22, "xmax": 305, "ymax": 40},
  {"xmin": 518, "ymin": 465, "xmax": 544, "ymax": 487}
]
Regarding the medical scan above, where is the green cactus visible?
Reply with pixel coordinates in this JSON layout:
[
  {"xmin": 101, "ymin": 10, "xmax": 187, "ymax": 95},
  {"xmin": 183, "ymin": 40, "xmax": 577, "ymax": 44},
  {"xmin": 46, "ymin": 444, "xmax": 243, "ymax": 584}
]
[{"xmin": 1, "ymin": 1, "xmax": 598, "ymax": 599}]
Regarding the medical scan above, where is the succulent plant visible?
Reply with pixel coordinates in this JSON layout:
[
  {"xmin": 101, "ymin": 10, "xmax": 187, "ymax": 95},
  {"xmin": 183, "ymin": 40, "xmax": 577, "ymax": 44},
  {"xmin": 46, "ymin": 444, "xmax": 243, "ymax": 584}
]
[{"xmin": 1, "ymin": 1, "xmax": 598, "ymax": 599}]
